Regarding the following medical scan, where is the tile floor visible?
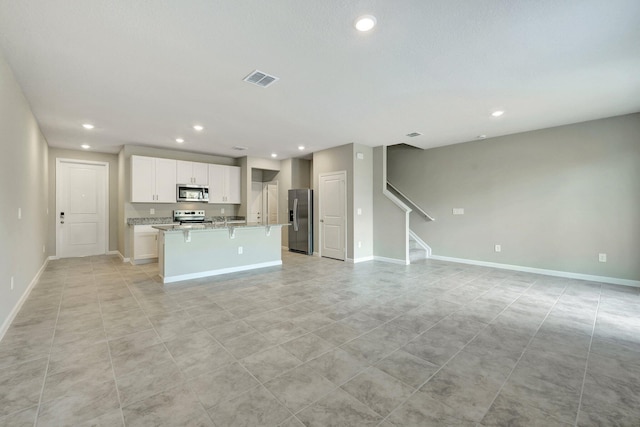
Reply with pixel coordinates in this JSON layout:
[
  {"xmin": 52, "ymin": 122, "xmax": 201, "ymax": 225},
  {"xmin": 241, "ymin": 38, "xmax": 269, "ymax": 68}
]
[{"xmin": 1, "ymin": 252, "xmax": 639, "ymax": 426}]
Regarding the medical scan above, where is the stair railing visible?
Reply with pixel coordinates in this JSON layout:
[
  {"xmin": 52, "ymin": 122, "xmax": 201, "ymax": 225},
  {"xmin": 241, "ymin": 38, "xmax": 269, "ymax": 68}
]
[{"xmin": 387, "ymin": 182, "xmax": 435, "ymax": 221}]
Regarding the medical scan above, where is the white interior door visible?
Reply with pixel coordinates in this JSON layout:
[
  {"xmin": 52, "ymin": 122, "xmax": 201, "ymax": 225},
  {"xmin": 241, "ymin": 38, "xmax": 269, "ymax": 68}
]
[
  {"xmin": 266, "ymin": 182, "xmax": 278, "ymax": 224},
  {"xmin": 56, "ymin": 159, "xmax": 108, "ymax": 258},
  {"xmin": 319, "ymin": 171, "xmax": 346, "ymax": 260},
  {"xmin": 249, "ymin": 181, "xmax": 263, "ymax": 223}
]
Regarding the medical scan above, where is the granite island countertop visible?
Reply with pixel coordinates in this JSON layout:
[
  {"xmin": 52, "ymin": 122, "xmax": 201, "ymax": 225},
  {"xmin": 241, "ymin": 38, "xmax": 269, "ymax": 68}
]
[
  {"xmin": 127, "ymin": 216, "xmax": 246, "ymax": 225},
  {"xmin": 152, "ymin": 222, "xmax": 288, "ymax": 232}
]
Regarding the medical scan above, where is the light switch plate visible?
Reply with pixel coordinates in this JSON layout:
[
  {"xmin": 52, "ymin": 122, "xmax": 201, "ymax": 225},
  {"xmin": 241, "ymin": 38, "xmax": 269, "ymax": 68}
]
[
  {"xmin": 150, "ymin": 208, "xmax": 155, "ymax": 215},
  {"xmin": 357, "ymin": 208, "xmax": 362, "ymax": 215},
  {"xmin": 452, "ymin": 208, "xmax": 464, "ymax": 215},
  {"xmin": 495, "ymin": 244, "xmax": 501, "ymax": 252},
  {"xmin": 599, "ymin": 253, "xmax": 607, "ymax": 262},
  {"xmin": 221, "ymin": 208, "xmax": 225, "ymax": 214}
]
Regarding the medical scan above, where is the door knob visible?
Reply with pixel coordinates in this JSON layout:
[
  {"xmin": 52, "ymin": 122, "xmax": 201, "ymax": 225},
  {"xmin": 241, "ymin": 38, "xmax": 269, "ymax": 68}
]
[{"xmin": 60, "ymin": 221, "xmax": 64, "ymax": 224}]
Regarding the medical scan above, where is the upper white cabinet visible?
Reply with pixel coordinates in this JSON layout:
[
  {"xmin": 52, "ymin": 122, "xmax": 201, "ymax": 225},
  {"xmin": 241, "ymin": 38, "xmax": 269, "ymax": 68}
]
[
  {"xmin": 208, "ymin": 165, "xmax": 241, "ymax": 204},
  {"xmin": 176, "ymin": 160, "xmax": 208, "ymax": 185},
  {"xmin": 131, "ymin": 156, "xmax": 177, "ymax": 202}
]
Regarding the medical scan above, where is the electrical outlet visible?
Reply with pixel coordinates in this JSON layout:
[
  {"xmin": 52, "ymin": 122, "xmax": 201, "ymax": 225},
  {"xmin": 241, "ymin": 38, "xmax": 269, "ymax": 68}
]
[
  {"xmin": 357, "ymin": 208, "xmax": 362, "ymax": 215},
  {"xmin": 42, "ymin": 245, "xmax": 45, "ymax": 253},
  {"xmin": 150, "ymin": 208, "xmax": 155, "ymax": 215},
  {"xmin": 452, "ymin": 208, "xmax": 464, "ymax": 215},
  {"xmin": 10, "ymin": 276, "xmax": 14, "ymax": 291},
  {"xmin": 18, "ymin": 208, "xmax": 22, "ymax": 220},
  {"xmin": 599, "ymin": 253, "xmax": 607, "ymax": 262},
  {"xmin": 358, "ymin": 241, "xmax": 362, "ymax": 248},
  {"xmin": 238, "ymin": 246, "xmax": 243, "ymax": 254},
  {"xmin": 221, "ymin": 208, "xmax": 225, "ymax": 214},
  {"xmin": 495, "ymin": 244, "xmax": 501, "ymax": 252}
]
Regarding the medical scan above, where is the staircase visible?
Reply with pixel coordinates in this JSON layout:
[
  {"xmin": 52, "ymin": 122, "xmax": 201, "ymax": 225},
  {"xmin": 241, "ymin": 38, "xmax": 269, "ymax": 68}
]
[
  {"xmin": 386, "ymin": 181, "xmax": 434, "ymax": 264},
  {"xmin": 409, "ymin": 235, "xmax": 428, "ymax": 262}
]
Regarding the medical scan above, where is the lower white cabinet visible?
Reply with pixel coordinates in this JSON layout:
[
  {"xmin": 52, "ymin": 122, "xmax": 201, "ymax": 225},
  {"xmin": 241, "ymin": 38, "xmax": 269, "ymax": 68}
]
[{"xmin": 132, "ymin": 224, "xmax": 171, "ymax": 263}]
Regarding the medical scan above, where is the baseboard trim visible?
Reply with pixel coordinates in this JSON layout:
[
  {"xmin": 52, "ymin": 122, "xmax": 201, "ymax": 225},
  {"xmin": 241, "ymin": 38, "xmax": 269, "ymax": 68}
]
[
  {"xmin": 347, "ymin": 256, "xmax": 375, "ymax": 264},
  {"xmin": 113, "ymin": 251, "xmax": 130, "ymax": 263},
  {"xmin": 0, "ymin": 257, "xmax": 49, "ymax": 342},
  {"xmin": 281, "ymin": 246, "xmax": 289, "ymax": 250},
  {"xmin": 429, "ymin": 255, "xmax": 640, "ymax": 288},
  {"xmin": 47, "ymin": 255, "xmax": 59, "ymax": 261},
  {"xmin": 373, "ymin": 256, "xmax": 410, "ymax": 265},
  {"xmin": 162, "ymin": 260, "xmax": 283, "ymax": 284}
]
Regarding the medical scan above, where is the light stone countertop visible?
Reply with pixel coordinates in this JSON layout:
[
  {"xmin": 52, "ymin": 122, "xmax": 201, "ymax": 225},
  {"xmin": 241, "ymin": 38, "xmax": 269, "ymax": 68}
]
[
  {"xmin": 127, "ymin": 216, "xmax": 246, "ymax": 226},
  {"xmin": 152, "ymin": 222, "xmax": 289, "ymax": 232}
]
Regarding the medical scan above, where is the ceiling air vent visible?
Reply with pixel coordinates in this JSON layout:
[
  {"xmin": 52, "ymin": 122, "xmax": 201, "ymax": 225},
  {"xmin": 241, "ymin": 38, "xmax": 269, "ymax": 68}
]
[
  {"xmin": 243, "ymin": 70, "xmax": 279, "ymax": 88},
  {"xmin": 406, "ymin": 132, "xmax": 423, "ymax": 138},
  {"xmin": 232, "ymin": 146, "xmax": 248, "ymax": 151}
]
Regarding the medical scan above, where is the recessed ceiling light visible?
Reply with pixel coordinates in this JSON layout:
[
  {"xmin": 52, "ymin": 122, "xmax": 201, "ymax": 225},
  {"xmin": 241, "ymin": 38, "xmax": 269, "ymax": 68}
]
[
  {"xmin": 271, "ymin": 153, "xmax": 277, "ymax": 158},
  {"xmin": 298, "ymin": 146, "xmax": 305, "ymax": 151},
  {"xmin": 82, "ymin": 123, "xmax": 94, "ymax": 129},
  {"xmin": 176, "ymin": 138, "xmax": 184, "ymax": 143},
  {"xmin": 193, "ymin": 125, "xmax": 204, "ymax": 131},
  {"xmin": 491, "ymin": 110, "xmax": 504, "ymax": 117},
  {"xmin": 477, "ymin": 135, "xmax": 487, "ymax": 139},
  {"xmin": 355, "ymin": 15, "xmax": 377, "ymax": 32},
  {"xmin": 81, "ymin": 144, "xmax": 90, "ymax": 149}
]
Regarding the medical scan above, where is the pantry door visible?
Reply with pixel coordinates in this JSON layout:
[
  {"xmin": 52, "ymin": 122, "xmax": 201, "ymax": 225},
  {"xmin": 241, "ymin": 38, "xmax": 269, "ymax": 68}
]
[
  {"xmin": 319, "ymin": 171, "xmax": 346, "ymax": 260},
  {"xmin": 56, "ymin": 159, "xmax": 108, "ymax": 258}
]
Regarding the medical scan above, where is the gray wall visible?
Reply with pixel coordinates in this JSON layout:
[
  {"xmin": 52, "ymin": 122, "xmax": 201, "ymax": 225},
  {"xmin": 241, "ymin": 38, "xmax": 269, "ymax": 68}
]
[
  {"xmin": 373, "ymin": 146, "xmax": 409, "ymax": 262},
  {"xmin": 48, "ymin": 148, "xmax": 119, "ymax": 253},
  {"xmin": 388, "ymin": 113, "xmax": 640, "ymax": 281},
  {"xmin": 313, "ymin": 144, "xmax": 354, "ymax": 258},
  {"xmin": 352, "ymin": 145, "xmax": 373, "ymax": 261},
  {"xmin": 0, "ymin": 52, "xmax": 49, "ymax": 333}
]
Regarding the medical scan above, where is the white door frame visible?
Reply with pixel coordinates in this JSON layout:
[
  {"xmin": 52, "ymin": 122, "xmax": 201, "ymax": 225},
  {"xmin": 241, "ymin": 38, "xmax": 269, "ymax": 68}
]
[
  {"xmin": 56, "ymin": 158, "xmax": 110, "ymax": 258},
  {"xmin": 318, "ymin": 170, "xmax": 347, "ymax": 260},
  {"xmin": 265, "ymin": 180, "xmax": 278, "ymax": 224}
]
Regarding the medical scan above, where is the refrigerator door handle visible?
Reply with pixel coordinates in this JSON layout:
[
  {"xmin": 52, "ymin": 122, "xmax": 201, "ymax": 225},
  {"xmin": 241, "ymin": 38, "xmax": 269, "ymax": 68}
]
[{"xmin": 293, "ymin": 198, "xmax": 299, "ymax": 232}]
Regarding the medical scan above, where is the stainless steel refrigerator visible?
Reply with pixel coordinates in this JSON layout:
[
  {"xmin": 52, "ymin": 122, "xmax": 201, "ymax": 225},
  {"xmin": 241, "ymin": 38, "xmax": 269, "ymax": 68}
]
[{"xmin": 288, "ymin": 189, "xmax": 313, "ymax": 255}]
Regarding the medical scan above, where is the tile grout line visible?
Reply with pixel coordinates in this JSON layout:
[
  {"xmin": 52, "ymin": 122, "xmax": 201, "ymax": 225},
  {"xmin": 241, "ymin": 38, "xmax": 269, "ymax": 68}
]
[
  {"xmin": 168, "ymin": 262, "xmax": 478, "ymax": 423},
  {"xmin": 237, "ymin": 267, "xmax": 503, "ymax": 422},
  {"xmin": 32, "ymin": 268, "xmax": 75, "ymax": 427},
  {"xmin": 472, "ymin": 281, "xmax": 574, "ymax": 426},
  {"xmin": 121, "ymin": 265, "xmax": 305, "ymax": 425},
  {"xmin": 574, "ymin": 283, "xmax": 603, "ymax": 426},
  {"xmin": 117, "ymin": 267, "xmax": 213, "ymax": 424},
  {"xmin": 100, "ymin": 260, "xmax": 132, "ymax": 427},
  {"xmin": 374, "ymin": 274, "xmax": 537, "ymax": 426}
]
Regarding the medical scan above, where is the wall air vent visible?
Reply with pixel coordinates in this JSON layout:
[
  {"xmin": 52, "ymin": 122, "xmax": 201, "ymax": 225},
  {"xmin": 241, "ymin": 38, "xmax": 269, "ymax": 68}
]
[
  {"xmin": 232, "ymin": 146, "xmax": 248, "ymax": 151},
  {"xmin": 243, "ymin": 70, "xmax": 279, "ymax": 88},
  {"xmin": 406, "ymin": 132, "xmax": 423, "ymax": 138}
]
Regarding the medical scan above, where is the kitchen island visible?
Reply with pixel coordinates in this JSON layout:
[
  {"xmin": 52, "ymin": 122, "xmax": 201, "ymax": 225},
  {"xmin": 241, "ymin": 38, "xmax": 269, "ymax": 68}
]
[{"xmin": 153, "ymin": 223, "xmax": 288, "ymax": 283}]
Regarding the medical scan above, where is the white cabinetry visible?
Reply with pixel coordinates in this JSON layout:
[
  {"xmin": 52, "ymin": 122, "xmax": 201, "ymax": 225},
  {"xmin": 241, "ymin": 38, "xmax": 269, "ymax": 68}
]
[
  {"xmin": 131, "ymin": 156, "xmax": 177, "ymax": 202},
  {"xmin": 176, "ymin": 160, "xmax": 208, "ymax": 185},
  {"xmin": 208, "ymin": 165, "xmax": 241, "ymax": 204},
  {"xmin": 132, "ymin": 224, "xmax": 167, "ymax": 263}
]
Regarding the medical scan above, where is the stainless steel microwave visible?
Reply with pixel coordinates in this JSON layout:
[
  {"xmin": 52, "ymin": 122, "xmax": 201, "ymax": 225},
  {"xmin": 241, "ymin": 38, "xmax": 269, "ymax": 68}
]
[{"xmin": 176, "ymin": 184, "xmax": 209, "ymax": 202}]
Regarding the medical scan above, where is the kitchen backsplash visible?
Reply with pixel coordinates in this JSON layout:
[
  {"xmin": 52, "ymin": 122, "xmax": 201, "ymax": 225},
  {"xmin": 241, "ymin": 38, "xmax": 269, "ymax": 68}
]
[{"xmin": 125, "ymin": 202, "xmax": 239, "ymax": 221}]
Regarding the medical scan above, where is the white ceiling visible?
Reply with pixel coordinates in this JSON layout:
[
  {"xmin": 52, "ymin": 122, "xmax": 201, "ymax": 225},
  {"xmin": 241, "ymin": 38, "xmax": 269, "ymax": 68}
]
[{"xmin": 1, "ymin": 0, "xmax": 639, "ymax": 159}]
